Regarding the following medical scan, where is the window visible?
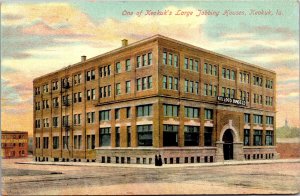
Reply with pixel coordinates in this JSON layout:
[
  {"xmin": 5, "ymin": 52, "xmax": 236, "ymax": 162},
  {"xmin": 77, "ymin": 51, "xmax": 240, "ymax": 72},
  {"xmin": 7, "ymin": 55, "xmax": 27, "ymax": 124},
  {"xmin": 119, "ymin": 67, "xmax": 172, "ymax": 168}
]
[
  {"xmin": 36, "ymin": 137, "xmax": 40, "ymax": 148},
  {"xmin": 253, "ymin": 130, "xmax": 262, "ymax": 146},
  {"xmin": 184, "ymin": 58, "xmax": 188, "ymax": 69},
  {"xmin": 73, "ymin": 114, "xmax": 81, "ymax": 125},
  {"xmin": 231, "ymin": 70, "xmax": 235, "ymax": 80},
  {"xmin": 73, "ymin": 92, "xmax": 82, "ymax": 103},
  {"xmin": 99, "ymin": 110, "xmax": 110, "ymax": 121},
  {"xmin": 35, "ymin": 102, "xmax": 41, "ymax": 110},
  {"xmin": 137, "ymin": 78, "xmax": 142, "ymax": 91},
  {"xmin": 266, "ymin": 116, "xmax": 274, "ymax": 125},
  {"xmin": 184, "ymin": 80, "xmax": 188, "ymax": 92},
  {"xmin": 205, "ymin": 109, "xmax": 213, "ymax": 120},
  {"xmin": 163, "ymin": 76, "xmax": 167, "ymax": 89},
  {"xmin": 86, "ymin": 70, "xmax": 95, "ymax": 81},
  {"xmin": 253, "ymin": 75, "xmax": 263, "ymax": 86},
  {"xmin": 222, "ymin": 68, "xmax": 235, "ymax": 80},
  {"xmin": 116, "ymin": 62, "xmax": 121, "ymax": 73},
  {"xmin": 213, "ymin": 85, "xmax": 217, "ymax": 97},
  {"xmin": 87, "ymin": 112, "xmax": 95, "ymax": 123},
  {"xmin": 168, "ymin": 53, "xmax": 173, "ymax": 65},
  {"xmin": 100, "ymin": 85, "xmax": 111, "ymax": 98},
  {"xmin": 142, "ymin": 54, "xmax": 147, "ymax": 66},
  {"xmin": 53, "ymin": 117, "xmax": 59, "ymax": 127},
  {"xmin": 137, "ymin": 104, "xmax": 152, "ymax": 117},
  {"xmin": 35, "ymin": 119, "xmax": 41, "ymax": 128},
  {"xmin": 148, "ymin": 76, "xmax": 153, "ymax": 89},
  {"xmin": 184, "ymin": 107, "xmax": 199, "ymax": 118},
  {"xmin": 254, "ymin": 115, "xmax": 263, "ymax": 124},
  {"xmin": 115, "ymin": 127, "xmax": 120, "ymax": 147},
  {"xmin": 116, "ymin": 83, "xmax": 121, "ymax": 95},
  {"xmin": 53, "ymin": 136, "xmax": 59, "ymax": 149},
  {"xmin": 189, "ymin": 81, "xmax": 194, "ymax": 93},
  {"xmin": 126, "ymin": 59, "xmax": 131, "ymax": 71},
  {"xmin": 43, "ymin": 137, "xmax": 49, "ymax": 149},
  {"xmin": 137, "ymin": 125, "xmax": 152, "ymax": 146},
  {"xmin": 142, "ymin": 77, "xmax": 147, "ymax": 90},
  {"xmin": 43, "ymin": 118, "xmax": 49, "ymax": 127},
  {"xmin": 137, "ymin": 76, "xmax": 152, "ymax": 91},
  {"xmin": 52, "ymin": 81, "xmax": 59, "ymax": 91},
  {"xmin": 244, "ymin": 113, "xmax": 250, "ymax": 124},
  {"xmin": 266, "ymin": 131, "xmax": 273, "ymax": 145},
  {"xmin": 204, "ymin": 63, "xmax": 208, "ymax": 74},
  {"xmin": 63, "ymin": 136, "xmax": 70, "ymax": 149},
  {"xmin": 35, "ymin": 87, "xmax": 41, "ymax": 95},
  {"xmin": 163, "ymin": 52, "xmax": 167, "ymax": 65},
  {"xmin": 195, "ymin": 82, "xmax": 199, "ymax": 95},
  {"xmin": 126, "ymin": 107, "xmax": 131, "ymax": 118},
  {"xmin": 74, "ymin": 135, "xmax": 82, "ymax": 149},
  {"xmin": 137, "ymin": 56, "xmax": 141, "ymax": 68},
  {"xmin": 189, "ymin": 59, "xmax": 193, "ymax": 70},
  {"xmin": 52, "ymin": 97, "xmax": 58, "ymax": 108},
  {"xmin": 148, "ymin": 53, "xmax": 152, "ymax": 65},
  {"xmin": 163, "ymin": 104, "xmax": 179, "ymax": 117},
  {"xmin": 204, "ymin": 127, "xmax": 213, "ymax": 146},
  {"xmin": 87, "ymin": 134, "xmax": 95, "ymax": 149},
  {"xmin": 213, "ymin": 65, "xmax": 218, "ymax": 76},
  {"xmin": 115, "ymin": 108, "xmax": 120, "ymax": 120},
  {"xmin": 62, "ymin": 115, "xmax": 69, "ymax": 127},
  {"xmin": 174, "ymin": 55, "xmax": 178, "ymax": 67},
  {"xmin": 87, "ymin": 90, "xmax": 91, "ymax": 100},
  {"xmin": 126, "ymin": 81, "xmax": 131, "ymax": 93},
  {"xmin": 244, "ymin": 129, "xmax": 250, "ymax": 146},
  {"xmin": 266, "ymin": 96, "xmax": 273, "ymax": 106},
  {"xmin": 43, "ymin": 100, "xmax": 49, "ymax": 109},
  {"xmin": 100, "ymin": 128, "xmax": 111, "ymax": 146},
  {"xmin": 240, "ymin": 72, "xmax": 249, "ymax": 83},
  {"xmin": 184, "ymin": 126, "xmax": 199, "ymax": 146},
  {"xmin": 92, "ymin": 89, "xmax": 96, "ymax": 100},
  {"xmin": 195, "ymin": 60, "xmax": 199, "ymax": 72},
  {"xmin": 107, "ymin": 65, "xmax": 111, "ymax": 76},
  {"xmin": 127, "ymin": 126, "xmax": 131, "ymax": 147},
  {"xmin": 163, "ymin": 125, "xmax": 178, "ymax": 146},
  {"xmin": 226, "ymin": 69, "xmax": 230, "ymax": 79},
  {"xmin": 174, "ymin": 78, "xmax": 179, "ymax": 90},
  {"xmin": 265, "ymin": 79, "xmax": 273, "ymax": 89},
  {"xmin": 43, "ymin": 84, "xmax": 49, "ymax": 93},
  {"xmin": 168, "ymin": 77, "xmax": 173, "ymax": 89},
  {"xmin": 74, "ymin": 74, "xmax": 81, "ymax": 85}
]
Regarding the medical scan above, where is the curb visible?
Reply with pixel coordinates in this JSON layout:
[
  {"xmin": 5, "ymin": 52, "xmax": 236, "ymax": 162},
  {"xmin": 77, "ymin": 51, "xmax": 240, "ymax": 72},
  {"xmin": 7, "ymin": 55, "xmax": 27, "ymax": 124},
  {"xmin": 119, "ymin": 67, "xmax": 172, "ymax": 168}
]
[{"xmin": 16, "ymin": 159, "xmax": 300, "ymax": 169}]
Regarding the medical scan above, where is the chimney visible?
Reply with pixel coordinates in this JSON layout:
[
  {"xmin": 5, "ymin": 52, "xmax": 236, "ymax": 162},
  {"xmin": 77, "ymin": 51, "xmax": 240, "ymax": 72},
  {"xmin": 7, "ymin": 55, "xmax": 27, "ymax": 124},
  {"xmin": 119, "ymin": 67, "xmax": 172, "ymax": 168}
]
[
  {"xmin": 122, "ymin": 39, "xmax": 128, "ymax": 47},
  {"xmin": 81, "ymin": 56, "xmax": 86, "ymax": 62}
]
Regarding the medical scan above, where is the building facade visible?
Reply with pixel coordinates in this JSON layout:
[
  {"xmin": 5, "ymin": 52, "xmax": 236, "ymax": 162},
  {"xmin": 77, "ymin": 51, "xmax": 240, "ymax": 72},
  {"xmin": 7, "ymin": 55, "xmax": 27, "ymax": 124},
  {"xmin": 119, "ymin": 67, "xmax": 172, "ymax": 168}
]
[
  {"xmin": 33, "ymin": 35, "xmax": 277, "ymax": 164},
  {"xmin": 1, "ymin": 131, "xmax": 28, "ymax": 158}
]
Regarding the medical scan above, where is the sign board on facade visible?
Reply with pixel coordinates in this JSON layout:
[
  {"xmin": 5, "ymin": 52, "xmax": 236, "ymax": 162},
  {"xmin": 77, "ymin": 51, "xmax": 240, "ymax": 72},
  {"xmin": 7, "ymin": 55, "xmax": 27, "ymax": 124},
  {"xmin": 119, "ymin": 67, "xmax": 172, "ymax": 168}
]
[{"xmin": 217, "ymin": 96, "xmax": 246, "ymax": 106}]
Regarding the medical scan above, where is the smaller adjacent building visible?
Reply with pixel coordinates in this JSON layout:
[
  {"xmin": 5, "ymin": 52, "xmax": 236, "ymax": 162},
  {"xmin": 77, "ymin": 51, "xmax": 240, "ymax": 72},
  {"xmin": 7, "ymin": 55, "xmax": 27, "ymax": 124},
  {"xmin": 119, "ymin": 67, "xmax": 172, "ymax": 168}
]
[{"xmin": 1, "ymin": 131, "xmax": 28, "ymax": 158}]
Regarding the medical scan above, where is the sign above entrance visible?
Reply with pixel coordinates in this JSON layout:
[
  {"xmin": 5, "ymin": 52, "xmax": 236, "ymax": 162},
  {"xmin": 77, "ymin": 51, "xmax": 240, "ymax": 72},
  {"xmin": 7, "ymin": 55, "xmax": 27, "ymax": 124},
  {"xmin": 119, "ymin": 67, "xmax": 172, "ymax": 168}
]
[{"xmin": 217, "ymin": 96, "xmax": 246, "ymax": 106}]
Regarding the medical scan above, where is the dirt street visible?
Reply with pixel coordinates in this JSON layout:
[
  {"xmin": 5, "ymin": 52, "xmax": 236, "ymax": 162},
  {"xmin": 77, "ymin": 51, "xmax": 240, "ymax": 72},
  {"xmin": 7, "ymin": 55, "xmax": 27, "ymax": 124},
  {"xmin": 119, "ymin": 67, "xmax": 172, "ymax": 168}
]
[{"xmin": 2, "ymin": 157, "xmax": 300, "ymax": 195}]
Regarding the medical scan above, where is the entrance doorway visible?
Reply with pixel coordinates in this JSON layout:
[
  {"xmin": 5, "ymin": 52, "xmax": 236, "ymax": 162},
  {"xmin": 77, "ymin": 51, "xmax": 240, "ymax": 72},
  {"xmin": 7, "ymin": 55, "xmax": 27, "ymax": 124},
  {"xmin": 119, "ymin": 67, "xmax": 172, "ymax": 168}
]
[{"xmin": 222, "ymin": 129, "xmax": 234, "ymax": 160}]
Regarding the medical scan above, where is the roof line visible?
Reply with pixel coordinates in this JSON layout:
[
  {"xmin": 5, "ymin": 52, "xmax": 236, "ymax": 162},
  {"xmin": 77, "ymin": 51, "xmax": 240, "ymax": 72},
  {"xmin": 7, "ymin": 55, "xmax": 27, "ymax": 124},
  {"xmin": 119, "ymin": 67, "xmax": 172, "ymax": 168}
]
[{"xmin": 33, "ymin": 34, "xmax": 275, "ymax": 81}]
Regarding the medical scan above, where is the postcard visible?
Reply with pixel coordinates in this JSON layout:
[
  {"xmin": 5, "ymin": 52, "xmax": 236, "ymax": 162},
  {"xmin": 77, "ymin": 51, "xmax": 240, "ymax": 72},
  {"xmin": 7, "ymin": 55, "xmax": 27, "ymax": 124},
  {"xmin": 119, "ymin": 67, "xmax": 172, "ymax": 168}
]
[{"xmin": 1, "ymin": 0, "xmax": 299, "ymax": 195}]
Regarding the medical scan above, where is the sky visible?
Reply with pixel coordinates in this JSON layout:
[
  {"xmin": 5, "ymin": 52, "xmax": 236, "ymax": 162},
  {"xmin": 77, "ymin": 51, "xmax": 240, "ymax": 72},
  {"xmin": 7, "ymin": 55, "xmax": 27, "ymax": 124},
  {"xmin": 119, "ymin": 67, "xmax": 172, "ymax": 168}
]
[{"xmin": 1, "ymin": 1, "xmax": 299, "ymax": 135}]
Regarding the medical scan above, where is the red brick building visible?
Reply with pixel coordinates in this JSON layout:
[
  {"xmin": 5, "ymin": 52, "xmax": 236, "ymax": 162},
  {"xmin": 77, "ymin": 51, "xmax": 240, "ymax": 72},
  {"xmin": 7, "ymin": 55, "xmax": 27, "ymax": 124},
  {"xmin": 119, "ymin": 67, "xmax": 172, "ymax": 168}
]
[
  {"xmin": 1, "ymin": 131, "xmax": 28, "ymax": 158},
  {"xmin": 33, "ymin": 35, "xmax": 277, "ymax": 164}
]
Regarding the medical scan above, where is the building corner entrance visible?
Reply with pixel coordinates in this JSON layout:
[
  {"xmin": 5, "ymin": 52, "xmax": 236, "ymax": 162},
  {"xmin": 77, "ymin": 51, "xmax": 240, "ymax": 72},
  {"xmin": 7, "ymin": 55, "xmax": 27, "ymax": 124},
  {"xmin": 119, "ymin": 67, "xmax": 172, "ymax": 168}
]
[{"xmin": 215, "ymin": 120, "xmax": 244, "ymax": 162}]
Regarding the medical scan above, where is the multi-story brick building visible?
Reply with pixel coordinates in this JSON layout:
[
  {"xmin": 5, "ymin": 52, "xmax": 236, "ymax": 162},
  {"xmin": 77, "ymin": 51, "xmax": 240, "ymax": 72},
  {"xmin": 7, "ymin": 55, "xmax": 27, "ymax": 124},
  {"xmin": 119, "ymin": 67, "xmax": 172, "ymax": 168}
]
[
  {"xmin": 1, "ymin": 131, "xmax": 28, "ymax": 158},
  {"xmin": 33, "ymin": 35, "xmax": 277, "ymax": 164}
]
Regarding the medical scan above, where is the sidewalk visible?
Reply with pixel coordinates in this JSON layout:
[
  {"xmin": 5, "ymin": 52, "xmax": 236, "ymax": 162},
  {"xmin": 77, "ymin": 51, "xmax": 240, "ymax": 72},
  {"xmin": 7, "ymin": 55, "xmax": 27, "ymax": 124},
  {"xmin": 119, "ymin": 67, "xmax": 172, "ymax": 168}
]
[{"xmin": 16, "ymin": 158, "xmax": 300, "ymax": 169}]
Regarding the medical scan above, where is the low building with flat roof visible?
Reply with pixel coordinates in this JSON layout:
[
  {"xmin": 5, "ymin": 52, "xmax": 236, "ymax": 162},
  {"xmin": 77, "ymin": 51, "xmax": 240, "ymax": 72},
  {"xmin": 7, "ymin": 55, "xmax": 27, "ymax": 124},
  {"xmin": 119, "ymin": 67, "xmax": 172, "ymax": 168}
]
[{"xmin": 1, "ymin": 131, "xmax": 28, "ymax": 158}]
